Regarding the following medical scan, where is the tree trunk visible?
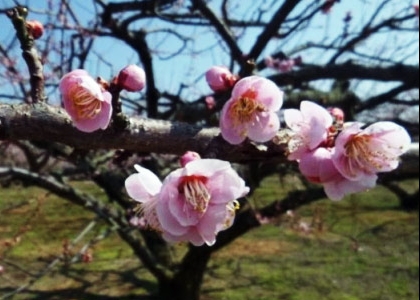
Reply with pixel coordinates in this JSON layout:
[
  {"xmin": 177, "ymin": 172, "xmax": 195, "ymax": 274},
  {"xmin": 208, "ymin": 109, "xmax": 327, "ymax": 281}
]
[{"xmin": 158, "ymin": 246, "xmax": 212, "ymax": 300}]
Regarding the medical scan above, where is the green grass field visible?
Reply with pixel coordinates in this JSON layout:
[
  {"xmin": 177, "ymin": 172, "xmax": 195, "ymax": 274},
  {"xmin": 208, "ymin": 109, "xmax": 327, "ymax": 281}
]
[{"xmin": 0, "ymin": 178, "xmax": 418, "ymax": 300}]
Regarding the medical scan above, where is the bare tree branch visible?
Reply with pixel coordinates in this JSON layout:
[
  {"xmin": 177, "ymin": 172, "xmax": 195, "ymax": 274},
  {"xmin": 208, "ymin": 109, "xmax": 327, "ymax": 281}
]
[
  {"xmin": 0, "ymin": 103, "xmax": 287, "ymax": 162},
  {"xmin": 247, "ymin": 0, "xmax": 301, "ymax": 64},
  {"xmin": 270, "ymin": 63, "xmax": 419, "ymax": 88}
]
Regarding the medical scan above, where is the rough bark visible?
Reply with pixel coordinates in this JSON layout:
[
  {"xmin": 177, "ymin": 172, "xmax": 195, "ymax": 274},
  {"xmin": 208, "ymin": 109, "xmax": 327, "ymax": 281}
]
[{"xmin": 0, "ymin": 103, "xmax": 287, "ymax": 163}]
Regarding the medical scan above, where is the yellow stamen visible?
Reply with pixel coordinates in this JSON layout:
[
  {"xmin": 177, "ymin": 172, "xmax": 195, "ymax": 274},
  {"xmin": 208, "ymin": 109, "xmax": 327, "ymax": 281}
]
[
  {"xmin": 179, "ymin": 175, "xmax": 211, "ymax": 213},
  {"xmin": 345, "ymin": 134, "xmax": 388, "ymax": 174},
  {"xmin": 69, "ymin": 85, "xmax": 102, "ymax": 120},
  {"xmin": 229, "ymin": 89, "xmax": 266, "ymax": 125}
]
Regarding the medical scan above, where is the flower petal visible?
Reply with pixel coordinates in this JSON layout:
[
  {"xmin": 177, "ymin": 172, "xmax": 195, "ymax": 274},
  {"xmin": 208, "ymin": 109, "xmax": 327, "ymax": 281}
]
[
  {"xmin": 247, "ymin": 111, "xmax": 280, "ymax": 143},
  {"xmin": 125, "ymin": 164, "xmax": 162, "ymax": 202}
]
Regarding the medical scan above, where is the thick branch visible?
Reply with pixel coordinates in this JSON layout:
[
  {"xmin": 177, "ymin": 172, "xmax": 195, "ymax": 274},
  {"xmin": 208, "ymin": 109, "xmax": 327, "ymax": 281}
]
[
  {"xmin": 270, "ymin": 63, "xmax": 419, "ymax": 87},
  {"xmin": 0, "ymin": 103, "xmax": 287, "ymax": 163}
]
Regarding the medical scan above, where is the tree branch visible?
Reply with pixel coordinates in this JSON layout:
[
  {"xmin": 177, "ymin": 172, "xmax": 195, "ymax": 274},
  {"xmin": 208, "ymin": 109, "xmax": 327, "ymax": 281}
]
[
  {"xmin": 269, "ymin": 63, "xmax": 419, "ymax": 87},
  {"xmin": 192, "ymin": 0, "xmax": 244, "ymax": 65},
  {"xmin": 247, "ymin": 0, "xmax": 301, "ymax": 63},
  {"xmin": 0, "ymin": 103, "xmax": 287, "ymax": 163},
  {"xmin": 0, "ymin": 166, "xmax": 172, "ymax": 282}
]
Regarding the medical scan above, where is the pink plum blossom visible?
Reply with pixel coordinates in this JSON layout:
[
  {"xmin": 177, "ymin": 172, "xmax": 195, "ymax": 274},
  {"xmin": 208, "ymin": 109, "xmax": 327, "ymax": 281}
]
[
  {"xmin": 332, "ymin": 122, "xmax": 411, "ymax": 181},
  {"xmin": 299, "ymin": 148, "xmax": 377, "ymax": 200},
  {"xmin": 284, "ymin": 101, "xmax": 333, "ymax": 160},
  {"xmin": 220, "ymin": 76, "xmax": 283, "ymax": 144},
  {"xmin": 205, "ymin": 66, "xmax": 237, "ymax": 92},
  {"xmin": 264, "ymin": 56, "xmax": 275, "ymax": 68},
  {"xmin": 157, "ymin": 158, "xmax": 248, "ymax": 246},
  {"xmin": 117, "ymin": 65, "xmax": 146, "ymax": 92},
  {"xmin": 125, "ymin": 152, "xmax": 249, "ymax": 246},
  {"xmin": 265, "ymin": 56, "xmax": 302, "ymax": 73},
  {"xmin": 277, "ymin": 59, "xmax": 296, "ymax": 73},
  {"xmin": 284, "ymin": 101, "xmax": 411, "ymax": 200},
  {"xmin": 59, "ymin": 69, "xmax": 112, "ymax": 133}
]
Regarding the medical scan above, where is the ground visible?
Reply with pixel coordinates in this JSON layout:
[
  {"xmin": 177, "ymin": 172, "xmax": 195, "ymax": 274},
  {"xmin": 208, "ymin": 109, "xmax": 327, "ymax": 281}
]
[{"xmin": 0, "ymin": 177, "xmax": 418, "ymax": 300}]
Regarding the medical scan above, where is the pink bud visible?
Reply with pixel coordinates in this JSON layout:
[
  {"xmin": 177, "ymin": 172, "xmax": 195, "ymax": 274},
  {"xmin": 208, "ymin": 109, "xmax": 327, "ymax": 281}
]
[
  {"xmin": 205, "ymin": 66, "xmax": 237, "ymax": 92},
  {"xmin": 26, "ymin": 20, "xmax": 44, "ymax": 39},
  {"xmin": 327, "ymin": 107, "xmax": 345, "ymax": 123},
  {"xmin": 0, "ymin": 265, "xmax": 4, "ymax": 274},
  {"xmin": 117, "ymin": 65, "xmax": 146, "ymax": 92},
  {"xmin": 205, "ymin": 96, "xmax": 216, "ymax": 110},
  {"xmin": 180, "ymin": 151, "xmax": 201, "ymax": 167}
]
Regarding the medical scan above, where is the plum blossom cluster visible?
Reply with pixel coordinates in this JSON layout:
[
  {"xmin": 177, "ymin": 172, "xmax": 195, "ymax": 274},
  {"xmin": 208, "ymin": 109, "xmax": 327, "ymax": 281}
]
[
  {"xmin": 59, "ymin": 65, "xmax": 146, "ymax": 132},
  {"xmin": 264, "ymin": 56, "xmax": 302, "ymax": 73},
  {"xmin": 205, "ymin": 67, "xmax": 284, "ymax": 144},
  {"xmin": 125, "ymin": 152, "xmax": 249, "ymax": 246},
  {"xmin": 284, "ymin": 101, "xmax": 411, "ymax": 200}
]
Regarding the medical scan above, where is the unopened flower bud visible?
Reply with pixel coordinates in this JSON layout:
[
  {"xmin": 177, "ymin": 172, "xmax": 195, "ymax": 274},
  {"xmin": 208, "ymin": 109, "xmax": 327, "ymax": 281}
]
[
  {"xmin": 180, "ymin": 151, "xmax": 201, "ymax": 167},
  {"xmin": 26, "ymin": 20, "xmax": 44, "ymax": 39},
  {"xmin": 117, "ymin": 65, "xmax": 146, "ymax": 92},
  {"xmin": 328, "ymin": 107, "xmax": 345, "ymax": 123},
  {"xmin": 205, "ymin": 66, "xmax": 237, "ymax": 92},
  {"xmin": 205, "ymin": 96, "xmax": 216, "ymax": 110}
]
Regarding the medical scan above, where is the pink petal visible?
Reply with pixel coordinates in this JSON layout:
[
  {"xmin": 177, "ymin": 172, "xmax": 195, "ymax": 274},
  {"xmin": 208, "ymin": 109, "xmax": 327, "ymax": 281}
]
[
  {"xmin": 220, "ymin": 99, "xmax": 248, "ymax": 144},
  {"xmin": 73, "ymin": 92, "xmax": 112, "ymax": 132},
  {"xmin": 284, "ymin": 108, "xmax": 303, "ymax": 130},
  {"xmin": 247, "ymin": 111, "xmax": 280, "ymax": 143},
  {"xmin": 323, "ymin": 174, "xmax": 377, "ymax": 201},
  {"xmin": 156, "ymin": 198, "xmax": 189, "ymax": 236},
  {"xmin": 124, "ymin": 165, "xmax": 162, "ymax": 203},
  {"xmin": 232, "ymin": 76, "xmax": 283, "ymax": 111},
  {"xmin": 299, "ymin": 148, "xmax": 338, "ymax": 183},
  {"xmin": 364, "ymin": 121, "xmax": 411, "ymax": 156},
  {"xmin": 301, "ymin": 101, "xmax": 333, "ymax": 149},
  {"xmin": 184, "ymin": 159, "xmax": 230, "ymax": 178},
  {"xmin": 206, "ymin": 168, "xmax": 249, "ymax": 204}
]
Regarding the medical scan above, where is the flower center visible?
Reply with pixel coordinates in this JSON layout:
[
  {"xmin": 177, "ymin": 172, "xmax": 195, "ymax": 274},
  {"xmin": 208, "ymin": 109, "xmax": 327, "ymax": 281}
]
[
  {"xmin": 178, "ymin": 175, "xmax": 210, "ymax": 213},
  {"xmin": 229, "ymin": 89, "xmax": 265, "ymax": 124},
  {"xmin": 69, "ymin": 85, "xmax": 102, "ymax": 120},
  {"xmin": 344, "ymin": 134, "xmax": 384, "ymax": 174},
  {"xmin": 136, "ymin": 199, "xmax": 161, "ymax": 232},
  {"xmin": 345, "ymin": 134, "xmax": 371, "ymax": 159}
]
